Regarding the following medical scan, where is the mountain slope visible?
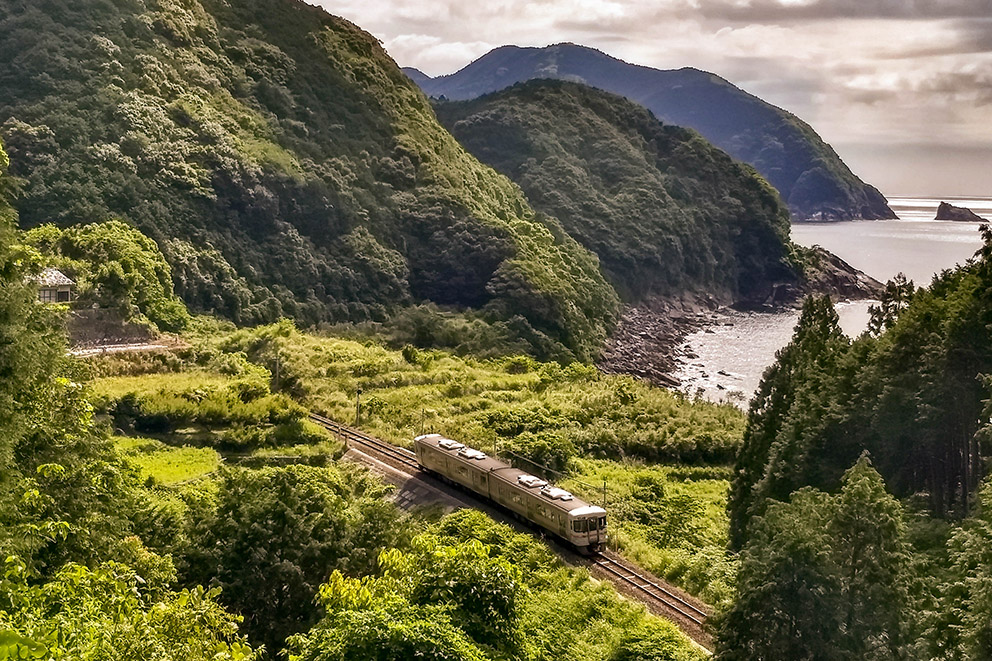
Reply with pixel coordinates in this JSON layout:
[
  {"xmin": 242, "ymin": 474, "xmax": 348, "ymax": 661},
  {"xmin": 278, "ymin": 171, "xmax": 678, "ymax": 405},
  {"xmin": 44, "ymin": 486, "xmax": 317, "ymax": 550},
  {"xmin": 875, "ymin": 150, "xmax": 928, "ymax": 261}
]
[
  {"xmin": 406, "ymin": 44, "xmax": 895, "ymax": 222},
  {"xmin": 0, "ymin": 0, "xmax": 617, "ymax": 361},
  {"xmin": 435, "ymin": 80, "xmax": 797, "ymax": 303}
]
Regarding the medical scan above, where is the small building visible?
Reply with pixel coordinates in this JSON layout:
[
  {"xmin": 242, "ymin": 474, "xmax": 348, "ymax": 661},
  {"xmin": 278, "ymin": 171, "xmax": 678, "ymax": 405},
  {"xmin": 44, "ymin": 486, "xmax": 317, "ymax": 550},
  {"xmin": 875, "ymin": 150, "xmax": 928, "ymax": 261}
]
[{"xmin": 35, "ymin": 267, "xmax": 75, "ymax": 303}]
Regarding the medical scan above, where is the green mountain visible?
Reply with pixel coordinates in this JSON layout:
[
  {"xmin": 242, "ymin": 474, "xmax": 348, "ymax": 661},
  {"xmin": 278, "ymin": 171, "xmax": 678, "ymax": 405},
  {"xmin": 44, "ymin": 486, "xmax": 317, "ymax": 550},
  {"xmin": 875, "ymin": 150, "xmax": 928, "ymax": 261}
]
[
  {"xmin": 435, "ymin": 80, "xmax": 797, "ymax": 303},
  {"xmin": 407, "ymin": 44, "xmax": 895, "ymax": 222},
  {"xmin": 0, "ymin": 0, "xmax": 617, "ymax": 361}
]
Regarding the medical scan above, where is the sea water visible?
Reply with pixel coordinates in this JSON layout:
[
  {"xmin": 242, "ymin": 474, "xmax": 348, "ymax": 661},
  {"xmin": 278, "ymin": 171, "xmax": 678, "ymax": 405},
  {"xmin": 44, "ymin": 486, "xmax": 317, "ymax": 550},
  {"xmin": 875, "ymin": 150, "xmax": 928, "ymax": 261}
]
[{"xmin": 671, "ymin": 196, "xmax": 992, "ymax": 405}]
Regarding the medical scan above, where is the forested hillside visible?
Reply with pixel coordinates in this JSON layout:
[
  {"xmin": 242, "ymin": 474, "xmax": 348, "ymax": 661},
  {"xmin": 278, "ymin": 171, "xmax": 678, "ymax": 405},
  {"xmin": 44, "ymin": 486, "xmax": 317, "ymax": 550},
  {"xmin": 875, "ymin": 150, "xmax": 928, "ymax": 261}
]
[
  {"xmin": 435, "ymin": 81, "xmax": 797, "ymax": 303},
  {"xmin": 409, "ymin": 44, "xmax": 895, "ymax": 222},
  {"xmin": 0, "ymin": 0, "xmax": 617, "ymax": 362},
  {"xmin": 717, "ymin": 233, "xmax": 992, "ymax": 659},
  {"xmin": 2, "ymin": 131, "xmax": 713, "ymax": 658}
]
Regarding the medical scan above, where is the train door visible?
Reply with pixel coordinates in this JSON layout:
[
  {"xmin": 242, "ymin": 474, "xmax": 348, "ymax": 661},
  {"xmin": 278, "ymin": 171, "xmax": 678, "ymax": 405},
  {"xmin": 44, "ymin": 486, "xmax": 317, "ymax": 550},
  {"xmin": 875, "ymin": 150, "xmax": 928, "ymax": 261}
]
[{"xmin": 474, "ymin": 470, "xmax": 489, "ymax": 498}]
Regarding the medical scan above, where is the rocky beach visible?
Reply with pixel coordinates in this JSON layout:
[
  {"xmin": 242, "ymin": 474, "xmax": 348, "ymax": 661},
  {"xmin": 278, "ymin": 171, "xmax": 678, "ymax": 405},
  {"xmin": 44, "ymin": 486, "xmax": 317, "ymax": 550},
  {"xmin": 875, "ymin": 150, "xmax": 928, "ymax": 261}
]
[{"xmin": 599, "ymin": 248, "xmax": 882, "ymax": 392}]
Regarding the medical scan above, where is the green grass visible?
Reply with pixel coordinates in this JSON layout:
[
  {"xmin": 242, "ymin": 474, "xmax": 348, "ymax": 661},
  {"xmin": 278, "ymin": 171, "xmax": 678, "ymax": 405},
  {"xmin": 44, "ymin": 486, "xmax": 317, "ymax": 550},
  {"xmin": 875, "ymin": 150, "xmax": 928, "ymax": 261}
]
[
  {"xmin": 91, "ymin": 355, "xmax": 335, "ymax": 454},
  {"xmin": 116, "ymin": 436, "xmax": 220, "ymax": 485},
  {"xmin": 93, "ymin": 371, "xmax": 233, "ymax": 401},
  {"xmin": 564, "ymin": 458, "xmax": 737, "ymax": 608},
  {"xmin": 216, "ymin": 322, "xmax": 745, "ymax": 466}
]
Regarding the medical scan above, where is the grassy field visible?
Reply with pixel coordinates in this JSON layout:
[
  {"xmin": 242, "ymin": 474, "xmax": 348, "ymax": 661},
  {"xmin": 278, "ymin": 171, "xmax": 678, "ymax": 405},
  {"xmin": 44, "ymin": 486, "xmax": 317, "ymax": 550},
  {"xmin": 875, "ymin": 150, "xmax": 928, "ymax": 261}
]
[
  {"xmin": 212, "ymin": 321, "xmax": 745, "ymax": 465},
  {"xmin": 86, "ymin": 321, "xmax": 744, "ymax": 605},
  {"xmin": 116, "ymin": 436, "xmax": 220, "ymax": 485},
  {"xmin": 565, "ymin": 459, "xmax": 736, "ymax": 607},
  {"xmin": 202, "ymin": 322, "xmax": 744, "ymax": 604}
]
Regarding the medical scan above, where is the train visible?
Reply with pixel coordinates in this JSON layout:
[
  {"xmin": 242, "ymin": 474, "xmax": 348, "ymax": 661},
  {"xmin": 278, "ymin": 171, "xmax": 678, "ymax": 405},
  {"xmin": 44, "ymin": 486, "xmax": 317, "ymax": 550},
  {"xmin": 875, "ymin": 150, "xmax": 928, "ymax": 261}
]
[{"xmin": 413, "ymin": 432, "xmax": 607, "ymax": 553}]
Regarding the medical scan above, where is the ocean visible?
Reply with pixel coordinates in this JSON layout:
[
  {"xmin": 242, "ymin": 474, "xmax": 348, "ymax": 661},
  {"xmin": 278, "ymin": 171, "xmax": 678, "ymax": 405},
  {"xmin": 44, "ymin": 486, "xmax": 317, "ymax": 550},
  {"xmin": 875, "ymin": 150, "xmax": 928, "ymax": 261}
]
[{"xmin": 671, "ymin": 196, "xmax": 992, "ymax": 405}]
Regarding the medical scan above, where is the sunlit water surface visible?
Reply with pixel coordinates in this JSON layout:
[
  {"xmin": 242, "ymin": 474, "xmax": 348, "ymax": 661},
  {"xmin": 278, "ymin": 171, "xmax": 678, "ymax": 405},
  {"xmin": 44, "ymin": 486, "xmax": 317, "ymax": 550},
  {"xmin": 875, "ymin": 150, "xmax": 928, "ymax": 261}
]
[{"xmin": 671, "ymin": 196, "xmax": 992, "ymax": 405}]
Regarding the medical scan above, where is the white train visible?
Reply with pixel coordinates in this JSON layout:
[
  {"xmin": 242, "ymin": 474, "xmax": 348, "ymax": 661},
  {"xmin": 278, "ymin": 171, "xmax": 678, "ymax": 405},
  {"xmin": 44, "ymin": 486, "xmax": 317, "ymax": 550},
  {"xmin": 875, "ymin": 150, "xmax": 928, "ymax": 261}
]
[{"xmin": 414, "ymin": 433, "xmax": 607, "ymax": 552}]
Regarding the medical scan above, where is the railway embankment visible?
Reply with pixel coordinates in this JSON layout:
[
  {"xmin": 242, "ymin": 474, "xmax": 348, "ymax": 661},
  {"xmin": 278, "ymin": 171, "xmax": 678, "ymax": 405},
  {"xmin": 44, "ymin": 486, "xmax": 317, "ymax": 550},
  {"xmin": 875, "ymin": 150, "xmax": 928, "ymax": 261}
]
[{"xmin": 309, "ymin": 413, "xmax": 716, "ymax": 653}]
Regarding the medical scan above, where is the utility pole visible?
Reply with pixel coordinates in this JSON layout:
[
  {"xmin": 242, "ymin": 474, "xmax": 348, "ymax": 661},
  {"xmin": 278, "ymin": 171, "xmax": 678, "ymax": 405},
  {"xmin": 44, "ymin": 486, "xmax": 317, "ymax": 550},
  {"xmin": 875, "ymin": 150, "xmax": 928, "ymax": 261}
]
[
  {"xmin": 355, "ymin": 387, "xmax": 362, "ymax": 427},
  {"xmin": 420, "ymin": 408, "xmax": 425, "ymax": 436},
  {"xmin": 602, "ymin": 479, "xmax": 607, "ymax": 511}
]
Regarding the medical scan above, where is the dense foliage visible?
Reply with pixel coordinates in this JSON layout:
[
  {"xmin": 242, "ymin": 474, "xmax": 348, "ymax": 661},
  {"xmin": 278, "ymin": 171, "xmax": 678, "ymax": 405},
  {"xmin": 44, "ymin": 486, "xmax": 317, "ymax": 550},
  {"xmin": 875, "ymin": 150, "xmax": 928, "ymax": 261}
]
[
  {"xmin": 718, "ymin": 458, "xmax": 908, "ymax": 660},
  {"xmin": 0, "ymin": 138, "xmax": 259, "ymax": 658},
  {"xmin": 288, "ymin": 510, "xmax": 706, "ymax": 661},
  {"xmin": 25, "ymin": 220, "xmax": 190, "ymax": 331},
  {"xmin": 0, "ymin": 0, "xmax": 620, "ymax": 361},
  {"xmin": 436, "ymin": 81, "xmax": 797, "ymax": 303},
  {"xmin": 0, "ymin": 554, "xmax": 258, "ymax": 661},
  {"xmin": 208, "ymin": 320, "xmax": 744, "ymax": 466},
  {"xmin": 410, "ymin": 44, "xmax": 895, "ymax": 221},
  {"xmin": 719, "ymin": 228, "xmax": 992, "ymax": 659},
  {"xmin": 730, "ymin": 231, "xmax": 992, "ymax": 548},
  {"xmin": 182, "ymin": 465, "xmax": 405, "ymax": 653}
]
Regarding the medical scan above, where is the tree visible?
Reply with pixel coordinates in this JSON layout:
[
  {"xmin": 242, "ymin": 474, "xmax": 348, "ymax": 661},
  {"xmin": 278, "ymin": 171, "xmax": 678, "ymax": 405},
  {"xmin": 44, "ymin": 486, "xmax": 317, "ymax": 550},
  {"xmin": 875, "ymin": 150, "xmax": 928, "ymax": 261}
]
[
  {"xmin": 180, "ymin": 464, "xmax": 403, "ymax": 655},
  {"xmin": 717, "ymin": 488, "xmax": 843, "ymax": 661},
  {"xmin": 867, "ymin": 273, "xmax": 915, "ymax": 335},
  {"xmin": 287, "ymin": 531, "xmax": 521, "ymax": 661},
  {"xmin": 829, "ymin": 455, "xmax": 909, "ymax": 660},
  {"xmin": 24, "ymin": 220, "xmax": 190, "ymax": 332},
  {"xmin": 728, "ymin": 296, "xmax": 851, "ymax": 549},
  {"xmin": 0, "ymin": 553, "xmax": 258, "ymax": 660},
  {"xmin": 407, "ymin": 538, "xmax": 522, "ymax": 653},
  {"xmin": 717, "ymin": 457, "xmax": 908, "ymax": 661},
  {"xmin": 1, "ymin": 140, "xmax": 135, "ymax": 573},
  {"xmin": 286, "ymin": 571, "xmax": 488, "ymax": 661},
  {"xmin": 939, "ymin": 479, "xmax": 992, "ymax": 660}
]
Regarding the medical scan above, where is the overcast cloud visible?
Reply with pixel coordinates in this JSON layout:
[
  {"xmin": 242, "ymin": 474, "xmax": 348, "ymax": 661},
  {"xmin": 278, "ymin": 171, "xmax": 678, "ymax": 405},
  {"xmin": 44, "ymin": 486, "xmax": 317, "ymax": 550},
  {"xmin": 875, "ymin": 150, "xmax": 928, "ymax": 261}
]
[{"xmin": 316, "ymin": 0, "xmax": 992, "ymax": 195}]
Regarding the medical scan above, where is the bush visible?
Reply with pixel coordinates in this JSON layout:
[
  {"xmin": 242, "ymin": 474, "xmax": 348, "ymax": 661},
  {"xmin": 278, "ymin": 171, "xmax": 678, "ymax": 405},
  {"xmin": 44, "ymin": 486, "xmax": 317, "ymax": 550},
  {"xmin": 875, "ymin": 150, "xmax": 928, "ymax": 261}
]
[{"xmin": 24, "ymin": 221, "xmax": 191, "ymax": 332}]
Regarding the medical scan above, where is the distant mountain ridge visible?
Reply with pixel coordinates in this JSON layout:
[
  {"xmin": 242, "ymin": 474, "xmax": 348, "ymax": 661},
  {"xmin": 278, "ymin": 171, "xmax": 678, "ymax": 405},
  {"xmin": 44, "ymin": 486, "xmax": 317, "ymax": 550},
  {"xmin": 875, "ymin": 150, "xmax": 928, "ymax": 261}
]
[
  {"xmin": 405, "ymin": 44, "xmax": 896, "ymax": 222},
  {"xmin": 434, "ymin": 80, "xmax": 798, "ymax": 304}
]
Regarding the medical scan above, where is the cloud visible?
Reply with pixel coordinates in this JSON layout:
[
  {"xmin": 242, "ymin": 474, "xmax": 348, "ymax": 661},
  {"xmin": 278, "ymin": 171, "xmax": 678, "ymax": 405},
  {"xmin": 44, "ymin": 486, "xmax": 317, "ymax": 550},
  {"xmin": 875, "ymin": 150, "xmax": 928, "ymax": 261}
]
[
  {"xmin": 309, "ymin": 0, "xmax": 992, "ymax": 194},
  {"xmin": 383, "ymin": 34, "xmax": 495, "ymax": 75},
  {"xmin": 695, "ymin": 0, "xmax": 992, "ymax": 22}
]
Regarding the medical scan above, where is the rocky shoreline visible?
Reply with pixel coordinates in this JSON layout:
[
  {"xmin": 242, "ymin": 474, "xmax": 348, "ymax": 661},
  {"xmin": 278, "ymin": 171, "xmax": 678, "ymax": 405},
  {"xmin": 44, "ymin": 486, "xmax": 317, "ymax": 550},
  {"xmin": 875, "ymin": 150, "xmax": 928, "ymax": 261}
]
[
  {"xmin": 598, "ymin": 296, "xmax": 723, "ymax": 389},
  {"xmin": 599, "ymin": 250, "xmax": 883, "ymax": 391}
]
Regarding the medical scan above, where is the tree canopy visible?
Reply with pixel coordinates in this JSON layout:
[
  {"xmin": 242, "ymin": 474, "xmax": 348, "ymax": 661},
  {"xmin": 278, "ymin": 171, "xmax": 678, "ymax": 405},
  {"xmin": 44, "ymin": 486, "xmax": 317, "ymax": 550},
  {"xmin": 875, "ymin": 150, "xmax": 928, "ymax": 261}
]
[{"xmin": 0, "ymin": 0, "xmax": 619, "ymax": 361}]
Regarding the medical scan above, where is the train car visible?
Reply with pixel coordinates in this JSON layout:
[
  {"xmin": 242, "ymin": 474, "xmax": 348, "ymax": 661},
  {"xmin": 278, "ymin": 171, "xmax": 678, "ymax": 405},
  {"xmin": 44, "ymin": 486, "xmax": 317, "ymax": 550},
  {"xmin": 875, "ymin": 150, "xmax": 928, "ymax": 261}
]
[{"xmin": 414, "ymin": 433, "xmax": 607, "ymax": 552}]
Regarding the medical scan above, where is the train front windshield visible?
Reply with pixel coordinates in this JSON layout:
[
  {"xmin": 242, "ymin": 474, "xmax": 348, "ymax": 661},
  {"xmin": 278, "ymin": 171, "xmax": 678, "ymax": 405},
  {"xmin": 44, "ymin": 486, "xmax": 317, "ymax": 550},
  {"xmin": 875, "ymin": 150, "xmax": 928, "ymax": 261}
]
[{"xmin": 573, "ymin": 517, "xmax": 607, "ymax": 532}]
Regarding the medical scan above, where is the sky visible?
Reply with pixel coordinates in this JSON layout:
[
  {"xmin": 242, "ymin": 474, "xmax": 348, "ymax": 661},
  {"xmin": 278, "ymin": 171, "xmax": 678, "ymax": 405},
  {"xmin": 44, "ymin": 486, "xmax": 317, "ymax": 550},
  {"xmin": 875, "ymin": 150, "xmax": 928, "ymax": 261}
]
[{"xmin": 316, "ymin": 0, "xmax": 992, "ymax": 197}]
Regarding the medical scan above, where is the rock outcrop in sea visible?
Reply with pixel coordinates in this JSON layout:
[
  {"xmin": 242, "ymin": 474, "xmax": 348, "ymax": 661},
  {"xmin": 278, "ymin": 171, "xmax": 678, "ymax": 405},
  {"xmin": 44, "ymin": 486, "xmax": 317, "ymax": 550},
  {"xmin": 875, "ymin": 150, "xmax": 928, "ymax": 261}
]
[{"xmin": 935, "ymin": 201, "xmax": 987, "ymax": 222}]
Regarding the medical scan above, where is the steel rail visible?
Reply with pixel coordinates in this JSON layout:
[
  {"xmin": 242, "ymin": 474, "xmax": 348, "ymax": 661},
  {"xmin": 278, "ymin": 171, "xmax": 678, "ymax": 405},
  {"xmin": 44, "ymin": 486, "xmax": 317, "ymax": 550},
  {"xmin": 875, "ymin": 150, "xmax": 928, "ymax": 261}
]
[
  {"xmin": 591, "ymin": 552, "xmax": 709, "ymax": 627},
  {"xmin": 309, "ymin": 413, "xmax": 420, "ymax": 471}
]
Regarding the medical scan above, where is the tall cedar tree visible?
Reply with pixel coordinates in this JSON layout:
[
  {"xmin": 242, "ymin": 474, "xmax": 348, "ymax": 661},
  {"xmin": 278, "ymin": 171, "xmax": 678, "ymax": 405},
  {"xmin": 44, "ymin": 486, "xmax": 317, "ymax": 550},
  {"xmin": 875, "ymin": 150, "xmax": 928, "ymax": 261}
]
[
  {"xmin": 717, "ymin": 456, "xmax": 908, "ymax": 661},
  {"xmin": 728, "ymin": 296, "xmax": 852, "ymax": 550}
]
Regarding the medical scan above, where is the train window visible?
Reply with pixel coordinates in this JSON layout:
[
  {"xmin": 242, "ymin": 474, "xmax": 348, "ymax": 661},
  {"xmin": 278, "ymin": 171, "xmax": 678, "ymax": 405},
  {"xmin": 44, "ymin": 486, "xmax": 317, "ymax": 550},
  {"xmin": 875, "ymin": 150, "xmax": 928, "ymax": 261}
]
[
  {"xmin": 572, "ymin": 519, "xmax": 588, "ymax": 533},
  {"xmin": 599, "ymin": 516, "xmax": 607, "ymax": 529}
]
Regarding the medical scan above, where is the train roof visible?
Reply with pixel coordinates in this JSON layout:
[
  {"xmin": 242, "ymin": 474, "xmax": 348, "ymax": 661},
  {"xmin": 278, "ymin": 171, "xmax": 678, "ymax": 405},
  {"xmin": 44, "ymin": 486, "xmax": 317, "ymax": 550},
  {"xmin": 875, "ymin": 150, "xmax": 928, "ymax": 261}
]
[{"xmin": 414, "ymin": 433, "xmax": 605, "ymax": 516}]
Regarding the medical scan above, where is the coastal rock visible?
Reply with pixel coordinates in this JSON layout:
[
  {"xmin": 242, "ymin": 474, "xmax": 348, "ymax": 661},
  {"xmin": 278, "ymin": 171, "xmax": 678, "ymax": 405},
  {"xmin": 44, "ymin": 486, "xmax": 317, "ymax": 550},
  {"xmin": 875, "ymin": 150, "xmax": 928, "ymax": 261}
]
[
  {"xmin": 798, "ymin": 246, "xmax": 884, "ymax": 302},
  {"xmin": 598, "ymin": 294, "xmax": 717, "ymax": 388},
  {"xmin": 599, "ymin": 252, "xmax": 882, "ymax": 390},
  {"xmin": 935, "ymin": 201, "xmax": 986, "ymax": 222}
]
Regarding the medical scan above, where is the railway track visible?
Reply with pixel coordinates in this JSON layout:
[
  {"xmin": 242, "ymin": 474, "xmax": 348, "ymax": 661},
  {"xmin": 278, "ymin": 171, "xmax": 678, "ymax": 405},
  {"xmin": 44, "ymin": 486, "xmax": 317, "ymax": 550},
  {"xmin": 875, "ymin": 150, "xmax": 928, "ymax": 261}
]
[
  {"xmin": 308, "ymin": 412, "xmax": 713, "ymax": 650},
  {"xmin": 309, "ymin": 413, "xmax": 421, "ymax": 472},
  {"xmin": 591, "ymin": 551, "xmax": 710, "ymax": 629}
]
